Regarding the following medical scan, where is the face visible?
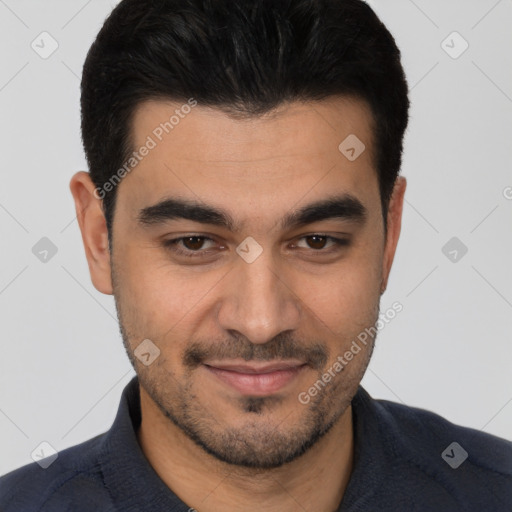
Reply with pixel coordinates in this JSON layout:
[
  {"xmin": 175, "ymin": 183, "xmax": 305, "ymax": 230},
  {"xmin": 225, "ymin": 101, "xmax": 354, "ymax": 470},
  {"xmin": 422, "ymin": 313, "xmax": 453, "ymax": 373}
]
[{"xmin": 71, "ymin": 96, "xmax": 405, "ymax": 469}]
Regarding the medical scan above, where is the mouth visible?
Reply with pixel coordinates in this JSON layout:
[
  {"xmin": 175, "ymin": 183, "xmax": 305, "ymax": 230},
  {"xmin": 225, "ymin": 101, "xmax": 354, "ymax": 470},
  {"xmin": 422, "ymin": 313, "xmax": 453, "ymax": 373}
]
[{"xmin": 203, "ymin": 360, "xmax": 308, "ymax": 396}]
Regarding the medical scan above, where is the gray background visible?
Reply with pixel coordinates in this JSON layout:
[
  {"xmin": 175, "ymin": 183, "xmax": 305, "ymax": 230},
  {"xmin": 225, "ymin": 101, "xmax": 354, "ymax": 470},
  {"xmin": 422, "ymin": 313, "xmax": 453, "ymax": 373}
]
[{"xmin": 1, "ymin": 0, "xmax": 511, "ymax": 476}]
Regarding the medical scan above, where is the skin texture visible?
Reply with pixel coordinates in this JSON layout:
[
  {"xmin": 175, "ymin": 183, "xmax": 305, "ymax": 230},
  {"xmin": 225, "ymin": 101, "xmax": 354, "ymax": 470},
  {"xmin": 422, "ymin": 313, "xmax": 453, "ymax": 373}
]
[{"xmin": 70, "ymin": 96, "xmax": 406, "ymax": 512}]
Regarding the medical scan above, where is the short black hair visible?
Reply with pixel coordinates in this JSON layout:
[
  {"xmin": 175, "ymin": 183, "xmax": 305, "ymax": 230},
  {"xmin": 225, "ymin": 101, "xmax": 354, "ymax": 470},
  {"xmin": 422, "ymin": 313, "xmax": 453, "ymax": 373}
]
[{"xmin": 80, "ymin": 0, "xmax": 409, "ymax": 238}]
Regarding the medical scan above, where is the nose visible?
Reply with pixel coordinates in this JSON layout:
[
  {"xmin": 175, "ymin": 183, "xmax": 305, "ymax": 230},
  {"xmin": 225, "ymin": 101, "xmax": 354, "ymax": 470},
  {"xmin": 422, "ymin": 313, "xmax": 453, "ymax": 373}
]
[{"xmin": 216, "ymin": 248, "xmax": 302, "ymax": 345}]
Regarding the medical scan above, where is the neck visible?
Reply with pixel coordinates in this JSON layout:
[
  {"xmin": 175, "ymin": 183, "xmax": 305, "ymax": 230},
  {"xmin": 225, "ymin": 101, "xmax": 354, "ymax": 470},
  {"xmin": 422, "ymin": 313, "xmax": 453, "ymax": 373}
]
[{"xmin": 137, "ymin": 387, "xmax": 354, "ymax": 512}]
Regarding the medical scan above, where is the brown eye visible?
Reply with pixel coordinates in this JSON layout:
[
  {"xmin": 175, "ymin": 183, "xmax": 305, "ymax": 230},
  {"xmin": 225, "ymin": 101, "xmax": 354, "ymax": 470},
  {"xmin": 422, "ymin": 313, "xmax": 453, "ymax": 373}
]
[
  {"xmin": 182, "ymin": 236, "xmax": 207, "ymax": 251},
  {"xmin": 305, "ymin": 235, "xmax": 328, "ymax": 250},
  {"xmin": 163, "ymin": 235, "xmax": 218, "ymax": 258},
  {"xmin": 294, "ymin": 235, "xmax": 350, "ymax": 253}
]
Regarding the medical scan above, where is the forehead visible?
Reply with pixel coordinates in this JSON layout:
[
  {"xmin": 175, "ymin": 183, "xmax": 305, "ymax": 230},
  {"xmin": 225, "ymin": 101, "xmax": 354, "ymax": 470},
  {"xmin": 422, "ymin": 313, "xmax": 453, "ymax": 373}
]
[
  {"xmin": 131, "ymin": 95, "xmax": 375, "ymax": 163},
  {"xmin": 118, "ymin": 96, "xmax": 379, "ymax": 226}
]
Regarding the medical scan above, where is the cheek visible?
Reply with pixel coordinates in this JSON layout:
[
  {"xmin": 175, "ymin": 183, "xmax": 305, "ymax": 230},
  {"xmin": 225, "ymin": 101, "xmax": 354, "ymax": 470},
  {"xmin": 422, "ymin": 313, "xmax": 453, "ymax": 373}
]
[
  {"xmin": 303, "ymin": 276, "xmax": 380, "ymax": 341},
  {"xmin": 115, "ymin": 245, "xmax": 223, "ymax": 341},
  {"xmin": 298, "ymin": 252, "xmax": 382, "ymax": 335}
]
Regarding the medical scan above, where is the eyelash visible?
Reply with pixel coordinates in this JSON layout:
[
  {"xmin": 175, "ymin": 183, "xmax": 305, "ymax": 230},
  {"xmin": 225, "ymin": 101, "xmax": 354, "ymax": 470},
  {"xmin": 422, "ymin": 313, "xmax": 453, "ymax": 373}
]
[{"xmin": 162, "ymin": 234, "xmax": 350, "ymax": 259}]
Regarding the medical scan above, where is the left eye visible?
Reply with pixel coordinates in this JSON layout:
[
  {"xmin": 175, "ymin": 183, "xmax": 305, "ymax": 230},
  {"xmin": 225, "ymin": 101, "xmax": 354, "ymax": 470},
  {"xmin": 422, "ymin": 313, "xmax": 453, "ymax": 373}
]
[{"xmin": 294, "ymin": 235, "xmax": 347, "ymax": 251}]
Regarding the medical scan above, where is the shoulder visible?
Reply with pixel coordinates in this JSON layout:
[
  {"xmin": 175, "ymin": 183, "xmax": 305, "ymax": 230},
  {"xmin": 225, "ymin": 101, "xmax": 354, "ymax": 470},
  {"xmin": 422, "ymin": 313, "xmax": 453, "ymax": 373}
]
[
  {"xmin": 372, "ymin": 394, "xmax": 512, "ymax": 508},
  {"xmin": 375, "ymin": 396, "xmax": 512, "ymax": 473},
  {"xmin": 0, "ymin": 433, "xmax": 116, "ymax": 512}
]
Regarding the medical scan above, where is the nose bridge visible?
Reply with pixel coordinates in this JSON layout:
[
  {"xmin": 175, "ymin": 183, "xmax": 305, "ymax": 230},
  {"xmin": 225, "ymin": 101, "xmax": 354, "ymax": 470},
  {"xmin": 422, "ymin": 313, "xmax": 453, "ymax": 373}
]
[{"xmin": 217, "ymin": 249, "xmax": 301, "ymax": 345}]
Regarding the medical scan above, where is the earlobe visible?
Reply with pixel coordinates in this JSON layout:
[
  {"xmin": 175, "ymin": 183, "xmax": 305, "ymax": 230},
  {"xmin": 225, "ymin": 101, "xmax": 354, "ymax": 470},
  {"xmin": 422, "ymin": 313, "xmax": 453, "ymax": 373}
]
[
  {"xmin": 69, "ymin": 171, "xmax": 113, "ymax": 295},
  {"xmin": 381, "ymin": 176, "xmax": 407, "ymax": 294}
]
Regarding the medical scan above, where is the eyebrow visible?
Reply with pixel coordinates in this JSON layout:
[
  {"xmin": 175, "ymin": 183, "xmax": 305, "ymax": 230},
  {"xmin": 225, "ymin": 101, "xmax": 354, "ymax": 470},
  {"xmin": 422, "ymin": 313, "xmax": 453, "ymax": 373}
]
[{"xmin": 138, "ymin": 194, "xmax": 367, "ymax": 231}]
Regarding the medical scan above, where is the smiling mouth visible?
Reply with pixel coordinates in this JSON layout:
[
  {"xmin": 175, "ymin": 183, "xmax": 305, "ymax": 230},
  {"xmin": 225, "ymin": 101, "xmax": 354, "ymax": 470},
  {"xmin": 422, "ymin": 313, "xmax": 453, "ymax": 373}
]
[{"xmin": 203, "ymin": 360, "xmax": 308, "ymax": 396}]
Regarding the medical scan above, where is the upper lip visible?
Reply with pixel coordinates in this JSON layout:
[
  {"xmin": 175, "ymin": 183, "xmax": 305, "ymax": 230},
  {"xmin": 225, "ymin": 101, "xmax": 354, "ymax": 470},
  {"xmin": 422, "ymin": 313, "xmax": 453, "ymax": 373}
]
[{"xmin": 204, "ymin": 360, "xmax": 306, "ymax": 374}]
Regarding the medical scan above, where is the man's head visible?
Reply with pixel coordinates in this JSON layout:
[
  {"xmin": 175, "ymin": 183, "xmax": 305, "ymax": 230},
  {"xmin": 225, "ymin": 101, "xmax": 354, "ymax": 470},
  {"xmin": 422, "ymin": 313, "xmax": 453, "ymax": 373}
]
[{"xmin": 71, "ymin": 0, "xmax": 409, "ymax": 469}]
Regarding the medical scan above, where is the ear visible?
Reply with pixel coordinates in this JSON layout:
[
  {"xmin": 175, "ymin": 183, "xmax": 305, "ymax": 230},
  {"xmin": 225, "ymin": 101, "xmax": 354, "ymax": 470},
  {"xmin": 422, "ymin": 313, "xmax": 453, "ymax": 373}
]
[
  {"xmin": 380, "ymin": 176, "xmax": 406, "ymax": 294},
  {"xmin": 69, "ymin": 171, "xmax": 113, "ymax": 295}
]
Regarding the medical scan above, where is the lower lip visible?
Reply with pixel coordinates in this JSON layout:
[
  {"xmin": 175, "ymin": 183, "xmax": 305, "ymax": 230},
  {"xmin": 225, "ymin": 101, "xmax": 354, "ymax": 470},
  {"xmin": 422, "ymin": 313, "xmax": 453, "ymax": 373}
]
[{"xmin": 204, "ymin": 365, "xmax": 306, "ymax": 396}]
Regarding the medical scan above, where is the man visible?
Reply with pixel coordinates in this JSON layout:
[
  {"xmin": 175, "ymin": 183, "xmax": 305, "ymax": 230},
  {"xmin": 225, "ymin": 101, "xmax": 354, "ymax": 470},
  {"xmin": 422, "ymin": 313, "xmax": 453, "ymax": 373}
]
[{"xmin": 1, "ymin": 0, "xmax": 511, "ymax": 510}]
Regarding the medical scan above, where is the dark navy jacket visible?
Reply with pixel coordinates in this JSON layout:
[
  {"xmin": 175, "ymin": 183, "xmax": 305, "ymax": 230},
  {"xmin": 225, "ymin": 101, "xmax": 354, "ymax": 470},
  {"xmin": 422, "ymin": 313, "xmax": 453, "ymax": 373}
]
[{"xmin": 1, "ymin": 376, "xmax": 511, "ymax": 511}]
